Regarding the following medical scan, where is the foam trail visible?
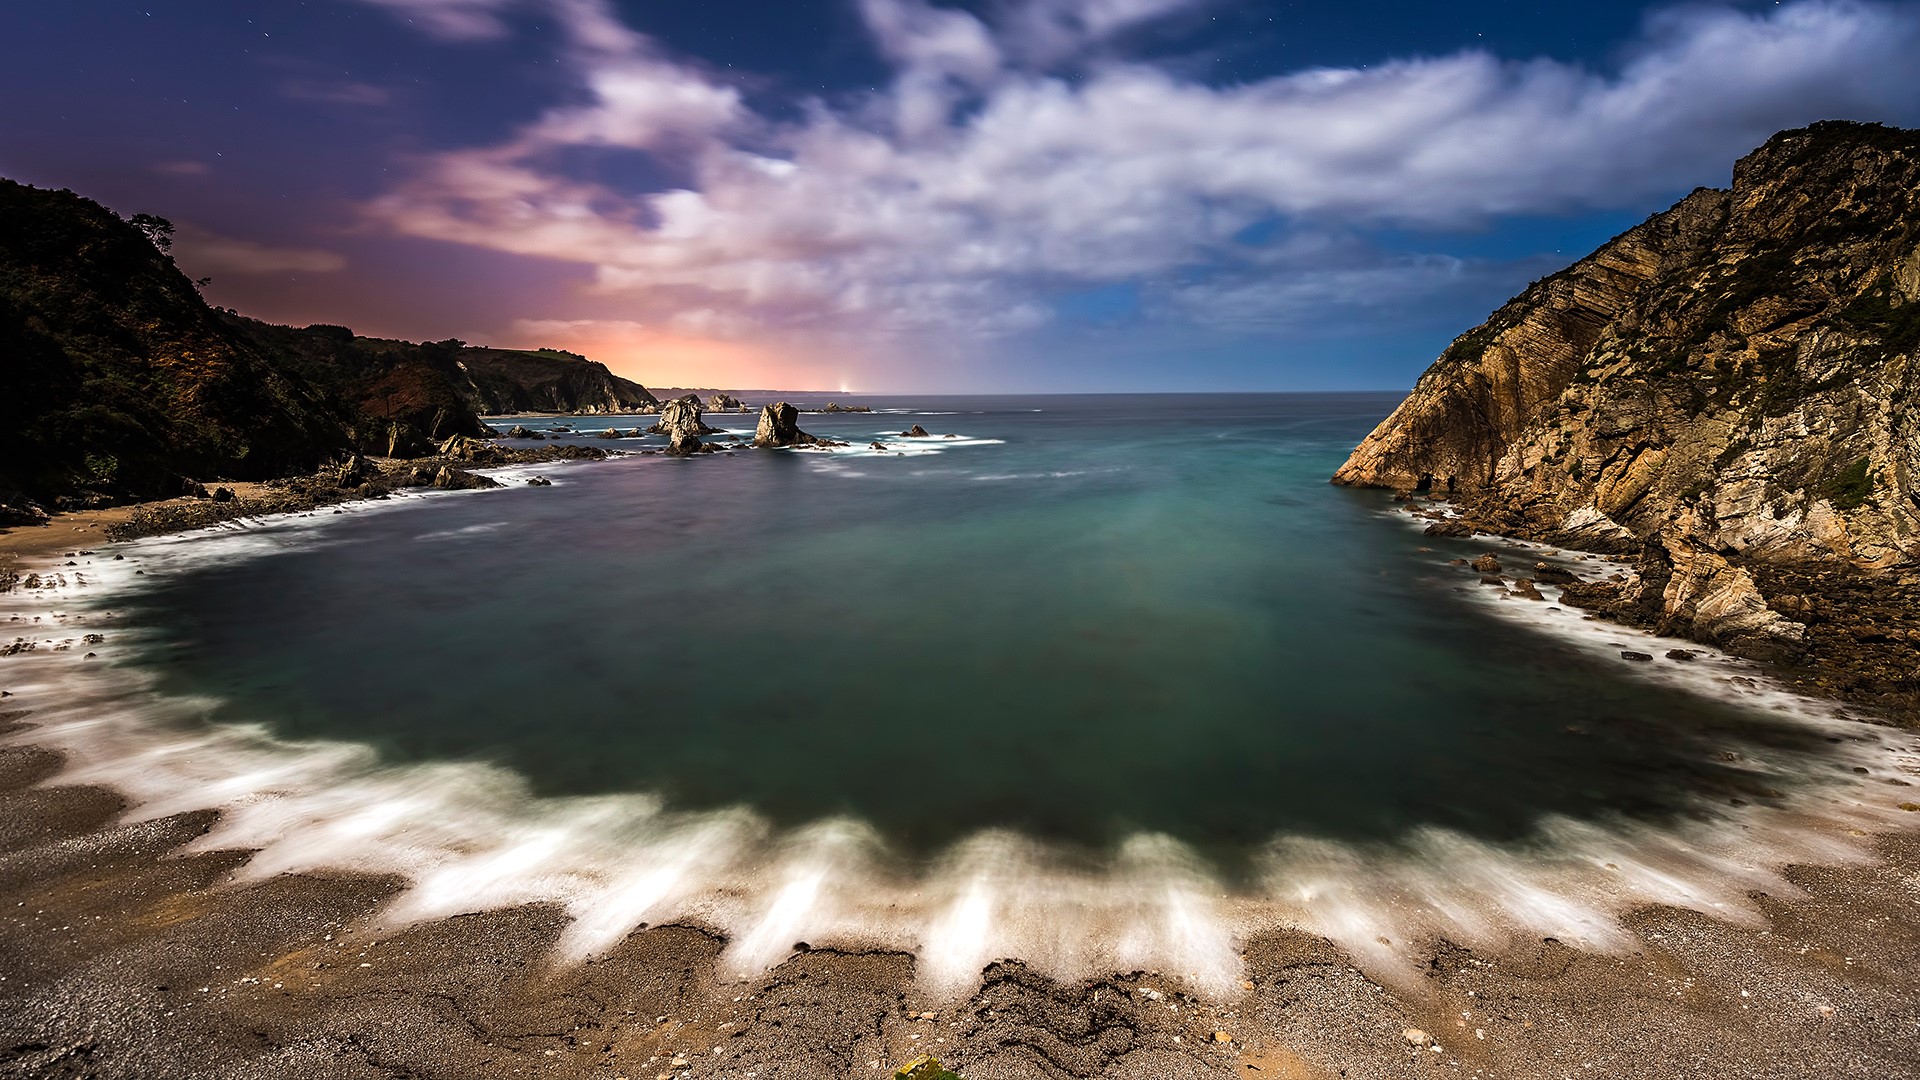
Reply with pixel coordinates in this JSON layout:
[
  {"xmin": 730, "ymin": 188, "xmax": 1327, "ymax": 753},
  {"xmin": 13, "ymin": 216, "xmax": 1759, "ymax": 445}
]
[
  {"xmin": 3, "ymin": 511, "xmax": 1918, "ymax": 999},
  {"xmin": 552, "ymin": 815, "xmax": 758, "ymax": 960}
]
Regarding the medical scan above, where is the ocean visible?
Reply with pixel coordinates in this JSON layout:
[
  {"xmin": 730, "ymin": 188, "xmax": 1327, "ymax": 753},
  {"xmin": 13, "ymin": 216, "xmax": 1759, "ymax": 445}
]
[{"xmin": 8, "ymin": 392, "xmax": 1912, "ymax": 991}]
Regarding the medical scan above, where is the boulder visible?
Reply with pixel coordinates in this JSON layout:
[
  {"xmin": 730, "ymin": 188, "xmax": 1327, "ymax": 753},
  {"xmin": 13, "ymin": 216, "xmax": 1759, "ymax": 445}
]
[
  {"xmin": 706, "ymin": 393, "xmax": 743, "ymax": 411},
  {"xmin": 823, "ymin": 402, "xmax": 872, "ymax": 413},
  {"xmin": 334, "ymin": 453, "xmax": 372, "ymax": 487},
  {"xmin": 596, "ymin": 427, "xmax": 621, "ymax": 439},
  {"xmin": 667, "ymin": 432, "xmax": 704, "ymax": 457},
  {"xmin": 438, "ymin": 434, "xmax": 500, "ymax": 461},
  {"xmin": 1532, "ymin": 562, "xmax": 1580, "ymax": 585},
  {"xmin": 504, "ymin": 425, "xmax": 542, "ymax": 439},
  {"xmin": 901, "ymin": 425, "xmax": 930, "ymax": 437},
  {"xmin": 1470, "ymin": 553, "xmax": 1502, "ymax": 573},
  {"xmin": 430, "ymin": 466, "xmax": 502, "ymax": 491},
  {"xmin": 753, "ymin": 402, "xmax": 819, "ymax": 448},
  {"xmin": 1623, "ymin": 533, "xmax": 1807, "ymax": 661},
  {"xmin": 210, "ymin": 486, "xmax": 235, "ymax": 502},
  {"xmin": 526, "ymin": 476, "xmax": 552, "ymax": 487},
  {"xmin": 1510, "ymin": 578, "xmax": 1545, "ymax": 601}
]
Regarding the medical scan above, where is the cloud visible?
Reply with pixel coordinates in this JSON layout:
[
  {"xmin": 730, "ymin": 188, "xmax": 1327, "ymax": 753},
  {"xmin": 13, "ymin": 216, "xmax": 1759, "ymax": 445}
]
[
  {"xmin": 172, "ymin": 224, "xmax": 348, "ymax": 276},
  {"xmin": 153, "ymin": 160, "xmax": 210, "ymax": 177},
  {"xmin": 356, "ymin": 0, "xmax": 516, "ymax": 40},
  {"xmin": 281, "ymin": 79, "xmax": 393, "ymax": 107},
  {"xmin": 359, "ymin": 0, "xmax": 1920, "ymax": 351}
]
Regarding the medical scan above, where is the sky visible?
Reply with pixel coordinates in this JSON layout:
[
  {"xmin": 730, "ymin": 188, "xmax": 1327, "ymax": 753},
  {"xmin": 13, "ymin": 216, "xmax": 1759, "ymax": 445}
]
[{"xmin": 4, "ymin": 1, "xmax": 1920, "ymax": 392}]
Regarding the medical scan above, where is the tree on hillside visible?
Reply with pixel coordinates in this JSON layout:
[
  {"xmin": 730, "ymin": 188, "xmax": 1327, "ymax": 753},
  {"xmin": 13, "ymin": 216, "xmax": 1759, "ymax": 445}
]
[{"xmin": 128, "ymin": 212, "xmax": 175, "ymax": 252}]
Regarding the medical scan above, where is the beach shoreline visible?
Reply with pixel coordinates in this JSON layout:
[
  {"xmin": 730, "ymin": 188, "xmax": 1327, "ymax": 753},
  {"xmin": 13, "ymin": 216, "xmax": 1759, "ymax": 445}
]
[
  {"xmin": 3, "ymin": 458, "xmax": 1920, "ymax": 1078},
  {"xmin": 2, "ymin": 707, "xmax": 1918, "ymax": 1079}
]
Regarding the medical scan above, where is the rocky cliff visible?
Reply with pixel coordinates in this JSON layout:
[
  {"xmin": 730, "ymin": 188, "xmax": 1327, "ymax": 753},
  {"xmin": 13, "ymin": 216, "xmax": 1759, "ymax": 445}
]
[
  {"xmin": 454, "ymin": 347, "xmax": 656, "ymax": 415},
  {"xmin": 0, "ymin": 180, "xmax": 349, "ymax": 510},
  {"xmin": 0, "ymin": 178, "xmax": 659, "ymax": 512},
  {"xmin": 1334, "ymin": 122, "xmax": 1920, "ymax": 704},
  {"xmin": 222, "ymin": 320, "xmax": 658, "ymax": 441}
]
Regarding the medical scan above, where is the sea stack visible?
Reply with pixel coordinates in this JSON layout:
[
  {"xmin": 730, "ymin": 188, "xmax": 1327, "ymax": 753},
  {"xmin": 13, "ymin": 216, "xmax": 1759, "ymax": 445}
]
[
  {"xmin": 649, "ymin": 395, "xmax": 716, "ymax": 455},
  {"xmin": 752, "ymin": 402, "xmax": 817, "ymax": 448}
]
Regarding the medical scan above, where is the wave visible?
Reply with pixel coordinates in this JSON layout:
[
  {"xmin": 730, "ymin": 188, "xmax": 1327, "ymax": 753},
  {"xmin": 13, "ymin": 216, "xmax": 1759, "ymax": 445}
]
[{"xmin": 3, "ymin": 503, "xmax": 1916, "ymax": 1001}]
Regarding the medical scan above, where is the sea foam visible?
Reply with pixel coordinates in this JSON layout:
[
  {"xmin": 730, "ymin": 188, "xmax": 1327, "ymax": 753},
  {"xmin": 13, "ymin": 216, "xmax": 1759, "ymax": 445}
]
[{"xmin": 1, "ymin": 494, "xmax": 1916, "ymax": 999}]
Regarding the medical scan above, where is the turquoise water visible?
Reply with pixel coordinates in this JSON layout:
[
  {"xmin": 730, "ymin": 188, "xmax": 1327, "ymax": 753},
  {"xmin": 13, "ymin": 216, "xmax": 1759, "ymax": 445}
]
[{"xmin": 120, "ymin": 394, "xmax": 1833, "ymax": 865}]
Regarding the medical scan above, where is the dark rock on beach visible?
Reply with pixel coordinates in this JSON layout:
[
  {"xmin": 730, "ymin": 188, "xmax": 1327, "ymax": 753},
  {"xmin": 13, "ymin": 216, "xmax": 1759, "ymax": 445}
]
[
  {"xmin": 1533, "ymin": 562, "xmax": 1580, "ymax": 586},
  {"xmin": 901, "ymin": 425, "xmax": 931, "ymax": 438}
]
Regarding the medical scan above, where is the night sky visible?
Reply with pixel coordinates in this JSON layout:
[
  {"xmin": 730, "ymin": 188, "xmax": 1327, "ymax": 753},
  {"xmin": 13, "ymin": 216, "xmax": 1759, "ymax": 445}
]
[{"xmin": 6, "ymin": 1, "xmax": 1920, "ymax": 391}]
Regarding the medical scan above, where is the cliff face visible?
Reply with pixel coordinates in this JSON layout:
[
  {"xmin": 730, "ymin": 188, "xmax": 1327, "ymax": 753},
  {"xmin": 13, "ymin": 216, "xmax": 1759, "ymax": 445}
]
[
  {"xmin": 454, "ymin": 348, "xmax": 657, "ymax": 415},
  {"xmin": 1335, "ymin": 122, "xmax": 1920, "ymax": 682},
  {"xmin": 1338, "ymin": 122, "xmax": 1920, "ymax": 568}
]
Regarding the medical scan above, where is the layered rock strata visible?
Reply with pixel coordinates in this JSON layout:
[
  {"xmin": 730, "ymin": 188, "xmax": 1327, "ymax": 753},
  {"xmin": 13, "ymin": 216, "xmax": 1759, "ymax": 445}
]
[{"xmin": 1334, "ymin": 122, "xmax": 1920, "ymax": 708}]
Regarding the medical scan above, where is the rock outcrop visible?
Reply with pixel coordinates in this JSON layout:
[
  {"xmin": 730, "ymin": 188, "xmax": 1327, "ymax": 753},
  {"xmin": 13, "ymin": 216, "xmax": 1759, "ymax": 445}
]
[
  {"xmin": 706, "ymin": 393, "xmax": 744, "ymax": 411},
  {"xmin": 648, "ymin": 396, "xmax": 717, "ymax": 456},
  {"xmin": 752, "ymin": 402, "xmax": 818, "ymax": 448},
  {"xmin": 649, "ymin": 397, "xmax": 716, "ymax": 439},
  {"xmin": 1334, "ymin": 122, "xmax": 1920, "ymax": 683}
]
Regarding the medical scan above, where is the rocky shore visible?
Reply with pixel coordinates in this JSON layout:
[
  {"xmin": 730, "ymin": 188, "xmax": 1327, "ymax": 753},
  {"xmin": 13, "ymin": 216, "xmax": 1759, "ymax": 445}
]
[
  {"xmin": 1338, "ymin": 123, "xmax": 1920, "ymax": 722},
  {"xmin": 1403, "ymin": 495, "xmax": 1920, "ymax": 720},
  {"xmin": 89, "ymin": 441, "xmax": 612, "ymax": 544}
]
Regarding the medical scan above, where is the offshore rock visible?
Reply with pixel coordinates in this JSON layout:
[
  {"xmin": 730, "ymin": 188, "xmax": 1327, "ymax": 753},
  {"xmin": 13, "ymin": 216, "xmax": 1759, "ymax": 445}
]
[
  {"xmin": 648, "ymin": 396, "xmax": 717, "ymax": 440},
  {"xmin": 753, "ymin": 402, "xmax": 818, "ymax": 448},
  {"xmin": 1333, "ymin": 122, "xmax": 1920, "ymax": 676},
  {"xmin": 706, "ymin": 392, "xmax": 743, "ymax": 411},
  {"xmin": 902, "ymin": 425, "xmax": 931, "ymax": 438}
]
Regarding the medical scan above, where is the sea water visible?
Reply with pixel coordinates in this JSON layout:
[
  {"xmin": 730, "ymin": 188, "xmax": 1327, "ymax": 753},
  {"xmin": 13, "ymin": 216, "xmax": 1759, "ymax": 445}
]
[{"xmin": 10, "ymin": 393, "xmax": 1915, "ymax": 990}]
